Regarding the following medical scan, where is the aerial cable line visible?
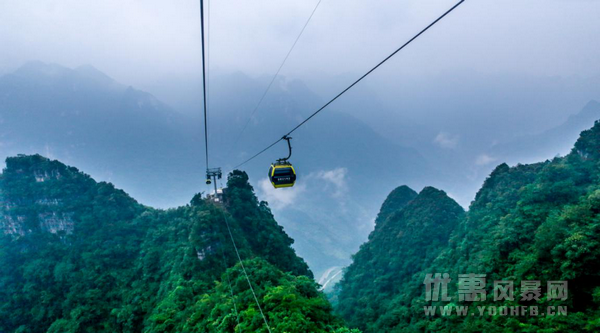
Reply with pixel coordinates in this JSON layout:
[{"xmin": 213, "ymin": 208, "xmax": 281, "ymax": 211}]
[
  {"xmin": 206, "ymin": 0, "xmax": 211, "ymax": 132},
  {"xmin": 219, "ymin": 209, "xmax": 273, "ymax": 333},
  {"xmin": 201, "ymin": 0, "xmax": 264, "ymax": 329},
  {"xmin": 201, "ymin": 3, "xmax": 265, "ymax": 328},
  {"xmin": 200, "ymin": 0, "xmax": 210, "ymax": 170},
  {"xmin": 226, "ymin": 0, "xmax": 324, "ymax": 159},
  {"xmin": 232, "ymin": 0, "xmax": 466, "ymax": 170},
  {"xmin": 218, "ymin": 241, "xmax": 241, "ymax": 327}
]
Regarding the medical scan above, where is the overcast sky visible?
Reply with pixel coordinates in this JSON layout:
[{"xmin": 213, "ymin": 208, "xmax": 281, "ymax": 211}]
[
  {"xmin": 1, "ymin": 0, "xmax": 600, "ymax": 89},
  {"xmin": 2, "ymin": 0, "xmax": 600, "ymax": 257}
]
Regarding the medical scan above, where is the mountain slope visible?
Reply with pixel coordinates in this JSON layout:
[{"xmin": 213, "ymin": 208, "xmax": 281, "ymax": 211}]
[
  {"xmin": 0, "ymin": 61, "xmax": 436, "ymax": 280},
  {"xmin": 0, "ymin": 61, "xmax": 202, "ymax": 209},
  {"xmin": 491, "ymin": 100, "xmax": 600, "ymax": 164},
  {"xmin": 335, "ymin": 121, "xmax": 600, "ymax": 332},
  {"xmin": 0, "ymin": 155, "xmax": 355, "ymax": 332},
  {"xmin": 335, "ymin": 186, "xmax": 464, "ymax": 331}
]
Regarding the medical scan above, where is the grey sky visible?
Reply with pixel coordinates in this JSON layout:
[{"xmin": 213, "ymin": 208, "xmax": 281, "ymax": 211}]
[
  {"xmin": 1, "ymin": 0, "xmax": 599, "ymax": 89},
  {"xmin": 2, "ymin": 0, "xmax": 600, "ymax": 275}
]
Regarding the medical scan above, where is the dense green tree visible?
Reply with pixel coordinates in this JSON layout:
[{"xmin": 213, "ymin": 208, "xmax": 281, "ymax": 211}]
[
  {"xmin": 335, "ymin": 186, "xmax": 464, "ymax": 331},
  {"xmin": 0, "ymin": 155, "xmax": 353, "ymax": 332},
  {"xmin": 184, "ymin": 258, "xmax": 347, "ymax": 332},
  {"xmin": 336, "ymin": 121, "xmax": 600, "ymax": 332}
]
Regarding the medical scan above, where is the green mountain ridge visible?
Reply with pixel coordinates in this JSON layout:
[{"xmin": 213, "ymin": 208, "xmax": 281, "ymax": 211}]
[
  {"xmin": 335, "ymin": 186, "xmax": 465, "ymax": 331},
  {"xmin": 0, "ymin": 155, "xmax": 355, "ymax": 332},
  {"xmin": 0, "ymin": 61, "xmax": 433, "ymax": 280},
  {"xmin": 335, "ymin": 121, "xmax": 600, "ymax": 332}
]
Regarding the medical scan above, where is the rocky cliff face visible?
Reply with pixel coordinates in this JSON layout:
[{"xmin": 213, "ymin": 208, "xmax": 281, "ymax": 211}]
[
  {"xmin": 2, "ymin": 156, "xmax": 63, "ymax": 235},
  {"xmin": 0, "ymin": 155, "xmax": 338, "ymax": 333},
  {"xmin": 0, "ymin": 154, "xmax": 128, "ymax": 236}
]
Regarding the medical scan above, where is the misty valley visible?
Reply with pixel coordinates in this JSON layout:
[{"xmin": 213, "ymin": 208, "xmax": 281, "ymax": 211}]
[
  {"xmin": 0, "ymin": 56, "xmax": 599, "ymax": 332},
  {"xmin": 2, "ymin": 0, "xmax": 600, "ymax": 332},
  {"xmin": 3, "ymin": 120, "xmax": 600, "ymax": 332}
]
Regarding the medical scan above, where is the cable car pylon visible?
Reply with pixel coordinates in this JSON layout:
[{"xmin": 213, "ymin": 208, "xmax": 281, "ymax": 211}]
[
  {"xmin": 198, "ymin": 0, "xmax": 222, "ymax": 199},
  {"xmin": 206, "ymin": 167, "xmax": 223, "ymax": 197}
]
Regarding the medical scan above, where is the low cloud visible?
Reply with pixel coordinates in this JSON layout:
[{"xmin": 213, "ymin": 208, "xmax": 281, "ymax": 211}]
[
  {"xmin": 475, "ymin": 154, "xmax": 497, "ymax": 166},
  {"xmin": 258, "ymin": 167, "xmax": 349, "ymax": 209},
  {"xmin": 258, "ymin": 177, "xmax": 306, "ymax": 209},
  {"xmin": 434, "ymin": 132, "xmax": 459, "ymax": 149},
  {"xmin": 309, "ymin": 168, "xmax": 349, "ymax": 198}
]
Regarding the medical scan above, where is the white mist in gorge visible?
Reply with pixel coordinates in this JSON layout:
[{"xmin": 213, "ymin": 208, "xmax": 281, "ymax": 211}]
[{"xmin": 1, "ymin": 0, "xmax": 600, "ymax": 285}]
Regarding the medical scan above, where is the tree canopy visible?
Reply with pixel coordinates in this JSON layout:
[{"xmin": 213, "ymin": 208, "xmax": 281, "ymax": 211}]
[
  {"xmin": 335, "ymin": 121, "xmax": 600, "ymax": 332},
  {"xmin": 0, "ymin": 156, "xmax": 351, "ymax": 332}
]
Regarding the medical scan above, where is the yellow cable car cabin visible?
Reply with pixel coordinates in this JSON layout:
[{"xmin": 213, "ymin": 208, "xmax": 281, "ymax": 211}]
[{"xmin": 269, "ymin": 163, "xmax": 296, "ymax": 188}]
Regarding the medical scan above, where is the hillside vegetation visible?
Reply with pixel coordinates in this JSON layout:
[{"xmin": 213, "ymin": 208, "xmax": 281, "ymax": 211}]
[
  {"xmin": 336, "ymin": 121, "xmax": 600, "ymax": 332},
  {"xmin": 0, "ymin": 155, "xmax": 355, "ymax": 332}
]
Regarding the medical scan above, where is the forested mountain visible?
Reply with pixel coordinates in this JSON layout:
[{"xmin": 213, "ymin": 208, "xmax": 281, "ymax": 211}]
[
  {"xmin": 3, "ymin": 61, "xmax": 596, "ymax": 291},
  {"xmin": 335, "ymin": 121, "xmax": 600, "ymax": 332},
  {"xmin": 335, "ymin": 186, "xmax": 465, "ymax": 330},
  {"xmin": 0, "ymin": 61, "xmax": 203, "ymax": 208},
  {"xmin": 0, "ymin": 61, "xmax": 435, "ymax": 281},
  {"xmin": 0, "ymin": 155, "xmax": 356, "ymax": 332}
]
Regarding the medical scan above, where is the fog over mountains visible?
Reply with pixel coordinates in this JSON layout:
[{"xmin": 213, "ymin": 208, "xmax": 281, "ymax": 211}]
[{"xmin": 1, "ymin": 61, "xmax": 599, "ymax": 278}]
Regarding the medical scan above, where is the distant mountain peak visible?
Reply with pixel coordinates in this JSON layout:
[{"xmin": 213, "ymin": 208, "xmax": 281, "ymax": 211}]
[
  {"xmin": 14, "ymin": 61, "xmax": 70, "ymax": 79},
  {"xmin": 563, "ymin": 99, "xmax": 600, "ymax": 124},
  {"xmin": 0, "ymin": 61, "xmax": 177, "ymax": 122},
  {"xmin": 489, "ymin": 101, "xmax": 600, "ymax": 166},
  {"xmin": 75, "ymin": 64, "xmax": 115, "ymax": 85},
  {"xmin": 10, "ymin": 61, "xmax": 117, "ymax": 88}
]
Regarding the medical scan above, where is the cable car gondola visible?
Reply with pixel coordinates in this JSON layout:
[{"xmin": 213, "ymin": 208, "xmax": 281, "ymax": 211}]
[{"xmin": 269, "ymin": 136, "xmax": 297, "ymax": 188}]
